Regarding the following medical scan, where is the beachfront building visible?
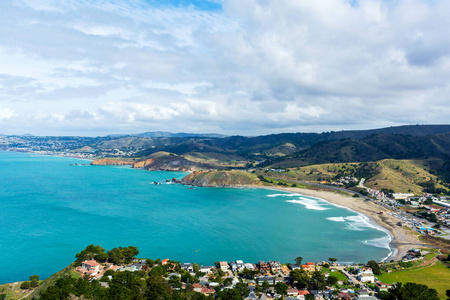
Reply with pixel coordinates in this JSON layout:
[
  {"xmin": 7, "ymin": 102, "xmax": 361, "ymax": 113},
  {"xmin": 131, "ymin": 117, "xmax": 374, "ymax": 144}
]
[
  {"xmin": 219, "ymin": 261, "xmax": 230, "ymax": 272},
  {"xmin": 82, "ymin": 260, "xmax": 100, "ymax": 272},
  {"xmin": 181, "ymin": 263, "xmax": 194, "ymax": 273},
  {"xmin": 356, "ymin": 267, "xmax": 375, "ymax": 283},
  {"xmin": 269, "ymin": 260, "xmax": 281, "ymax": 273},
  {"xmin": 200, "ymin": 265, "xmax": 215, "ymax": 274},
  {"xmin": 258, "ymin": 261, "xmax": 271, "ymax": 273},
  {"xmin": 302, "ymin": 262, "xmax": 316, "ymax": 272}
]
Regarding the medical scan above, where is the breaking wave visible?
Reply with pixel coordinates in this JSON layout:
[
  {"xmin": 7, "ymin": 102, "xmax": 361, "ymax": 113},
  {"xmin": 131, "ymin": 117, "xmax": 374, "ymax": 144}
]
[
  {"xmin": 267, "ymin": 193, "xmax": 302, "ymax": 197},
  {"xmin": 285, "ymin": 198, "xmax": 329, "ymax": 211},
  {"xmin": 326, "ymin": 215, "xmax": 379, "ymax": 231}
]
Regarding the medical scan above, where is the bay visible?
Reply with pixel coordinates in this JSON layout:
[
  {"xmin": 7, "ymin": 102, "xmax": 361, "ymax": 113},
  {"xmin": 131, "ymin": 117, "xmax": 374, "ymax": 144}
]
[{"xmin": 0, "ymin": 151, "xmax": 390, "ymax": 284}]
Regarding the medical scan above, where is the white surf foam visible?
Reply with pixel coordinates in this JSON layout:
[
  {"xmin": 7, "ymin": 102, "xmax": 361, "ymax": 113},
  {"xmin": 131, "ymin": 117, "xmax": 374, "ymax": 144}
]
[
  {"xmin": 364, "ymin": 236, "xmax": 391, "ymax": 250},
  {"xmin": 286, "ymin": 198, "xmax": 329, "ymax": 211},
  {"xmin": 326, "ymin": 216, "xmax": 346, "ymax": 222},
  {"xmin": 267, "ymin": 193, "xmax": 302, "ymax": 197}
]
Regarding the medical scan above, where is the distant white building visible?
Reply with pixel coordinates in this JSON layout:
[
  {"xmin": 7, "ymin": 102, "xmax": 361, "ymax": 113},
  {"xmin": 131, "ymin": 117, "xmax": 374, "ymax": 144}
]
[{"xmin": 393, "ymin": 193, "xmax": 414, "ymax": 200}]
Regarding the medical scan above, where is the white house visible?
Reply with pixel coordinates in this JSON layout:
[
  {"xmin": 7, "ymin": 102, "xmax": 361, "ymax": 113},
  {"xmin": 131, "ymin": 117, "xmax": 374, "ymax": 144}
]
[
  {"xmin": 82, "ymin": 260, "xmax": 100, "ymax": 272},
  {"xmin": 219, "ymin": 261, "xmax": 229, "ymax": 271},
  {"xmin": 356, "ymin": 267, "xmax": 375, "ymax": 283}
]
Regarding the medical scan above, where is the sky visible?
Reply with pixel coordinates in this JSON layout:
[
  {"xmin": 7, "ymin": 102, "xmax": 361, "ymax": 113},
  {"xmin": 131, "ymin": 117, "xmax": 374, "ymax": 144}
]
[{"xmin": 0, "ymin": 0, "xmax": 450, "ymax": 136}]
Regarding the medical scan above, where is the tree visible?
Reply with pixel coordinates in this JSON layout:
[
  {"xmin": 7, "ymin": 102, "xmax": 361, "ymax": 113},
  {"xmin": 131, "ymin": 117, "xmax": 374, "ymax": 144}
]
[
  {"xmin": 328, "ymin": 258, "xmax": 337, "ymax": 264},
  {"xmin": 20, "ymin": 281, "xmax": 30, "ymax": 289},
  {"xmin": 446, "ymin": 289, "xmax": 450, "ymax": 300},
  {"xmin": 146, "ymin": 259, "xmax": 155, "ymax": 267},
  {"xmin": 217, "ymin": 288, "xmax": 244, "ymax": 300},
  {"xmin": 388, "ymin": 282, "xmax": 439, "ymax": 300},
  {"xmin": 290, "ymin": 269, "xmax": 309, "ymax": 289},
  {"xmin": 275, "ymin": 282, "xmax": 288, "ymax": 295},
  {"xmin": 235, "ymin": 282, "xmax": 250, "ymax": 298},
  {"xmin": 309, "ymin": 271, "xmax": 326, "ymax": 290},
  {"xmin": 95, "ymin": 252, "xmax": 109, "ymax": 262},
  {"xmin": 367, "ymin": 260, "xmax": 382, "ymax": 275},
  {"xmin": 75, "ymin": 244, "xmax": 106, "ymax": 266},
  {"xmin": 223, "ymin": 277, "xmax": 233, "ymax": 286},
  {"xmin": 145, "ymin": 276, "xmax": 172, "ymax": 300},
  {"xmin": 262, "ymin": 281, "xmax": 270, "ymax": 291},
  {"xmin": 326, "ymin": 275, "xmax": 338, "ymax": 287},
  {"xmin": 29, "ymin": 275, "xmax": 40, "ymax": 287},
  {"xmin": 295, "ymin": 257, "xmax": 303, "ymax": 266},
  {"xmin": 169, "ymin": 276, "xmax": 182, "ymax": 289}
]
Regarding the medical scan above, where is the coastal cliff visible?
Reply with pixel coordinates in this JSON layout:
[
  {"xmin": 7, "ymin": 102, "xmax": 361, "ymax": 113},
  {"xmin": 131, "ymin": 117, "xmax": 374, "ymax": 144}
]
[
  {"xmin": 181, "ymin": 171, "xmax": 259, "ymax": 187},
  {"xmin": 90, "ymin": 158, "xmax": 133, "ymax": 166}
]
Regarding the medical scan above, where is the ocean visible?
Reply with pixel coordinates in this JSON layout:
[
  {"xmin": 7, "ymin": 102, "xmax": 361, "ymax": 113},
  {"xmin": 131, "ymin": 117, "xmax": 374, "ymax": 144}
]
[{"xmin": 0, "ymin": 151, "xmax": 391, "ymax": 284}]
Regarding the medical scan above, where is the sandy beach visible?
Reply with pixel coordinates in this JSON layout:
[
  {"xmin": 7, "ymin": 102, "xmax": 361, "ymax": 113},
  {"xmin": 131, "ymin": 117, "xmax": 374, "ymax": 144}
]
[{"xmin": 265, "ymin": 186, "xmax": 425, "ymax": 261}]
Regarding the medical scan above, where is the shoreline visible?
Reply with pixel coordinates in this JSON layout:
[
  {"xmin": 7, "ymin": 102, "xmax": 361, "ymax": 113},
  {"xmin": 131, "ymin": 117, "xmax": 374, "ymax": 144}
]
[{"xmin": 259, "ymin": 185, "xmax": 424, "ymax": 262}]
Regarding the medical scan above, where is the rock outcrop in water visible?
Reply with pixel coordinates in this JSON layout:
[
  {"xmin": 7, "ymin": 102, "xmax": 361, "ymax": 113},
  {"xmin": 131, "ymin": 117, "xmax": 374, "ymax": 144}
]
[{"xmin": 181, "ymin": 171, "xmax": 259, "ymax": 187}]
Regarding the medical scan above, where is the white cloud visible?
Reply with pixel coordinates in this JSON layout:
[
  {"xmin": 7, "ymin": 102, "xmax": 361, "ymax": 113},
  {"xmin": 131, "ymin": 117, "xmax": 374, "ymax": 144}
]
[{"xmin": 0, "ymin": 0, "xmax": 449, "ymax": 135}]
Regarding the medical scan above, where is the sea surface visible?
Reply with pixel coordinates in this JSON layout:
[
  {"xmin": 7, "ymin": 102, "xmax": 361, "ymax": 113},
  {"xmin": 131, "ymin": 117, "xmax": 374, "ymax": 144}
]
[{"xmin": 0, "ymin": 151, "xmax": 391, "ymax": 284}]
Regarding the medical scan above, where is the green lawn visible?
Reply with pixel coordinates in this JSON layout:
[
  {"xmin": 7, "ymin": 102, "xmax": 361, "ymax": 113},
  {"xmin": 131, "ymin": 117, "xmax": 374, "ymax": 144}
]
[
  {"xmin": 321, "ymin": 267, "xmax": 347, "ymax": 281},
  {"xmin": 377, "ymin": 261, "xmax": 450, "ymax": 299}
]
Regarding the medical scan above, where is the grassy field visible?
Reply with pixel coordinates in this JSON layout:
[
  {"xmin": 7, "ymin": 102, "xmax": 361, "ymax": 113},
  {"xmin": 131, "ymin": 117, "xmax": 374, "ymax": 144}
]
[{"xmin": 377, "ymin": 261, "xmax": 450, "ymax": 299}]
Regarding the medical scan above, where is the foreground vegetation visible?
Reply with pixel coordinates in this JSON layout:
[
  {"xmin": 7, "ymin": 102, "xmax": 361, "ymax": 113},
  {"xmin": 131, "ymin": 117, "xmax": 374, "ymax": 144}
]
[{"xmin": 378, "ymin": 261, "xmax": 450, "ymax": 299}]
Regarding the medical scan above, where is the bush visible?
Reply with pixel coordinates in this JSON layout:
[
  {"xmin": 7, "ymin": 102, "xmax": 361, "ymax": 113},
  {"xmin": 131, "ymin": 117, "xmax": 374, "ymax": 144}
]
[{"xmin": 20, "ymin": 281, "xmax": 30, "ymax": 289}]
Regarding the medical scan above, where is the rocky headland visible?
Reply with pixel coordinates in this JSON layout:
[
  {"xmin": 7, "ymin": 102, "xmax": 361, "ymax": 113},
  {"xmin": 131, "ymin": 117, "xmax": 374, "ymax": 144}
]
[{"xmin": 181, "ymin": 170, "xmax": 259, "ymax": 187}]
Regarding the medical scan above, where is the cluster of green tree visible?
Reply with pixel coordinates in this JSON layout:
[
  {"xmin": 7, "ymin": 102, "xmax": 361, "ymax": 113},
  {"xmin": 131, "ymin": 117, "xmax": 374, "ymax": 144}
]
[
  {"xmin": 418, "ymin": 180, "xmax": 447, "ymax": 194},
  {"xmin": 290, "ymin": 269, "xmax": 337, "ymax": 290},
  {"xmin": 430, "ymin": 159, "xmax": 450, "ymax": 190},
  {"xmin": 75, "ymin": 245, "xmax": 139, "ymax": 266},
  {"xmin": 367, "ymin": 260, "xmax": 382, "ymax": 275},
  {"xmin": 20, "ymin": 275, "xmax": 40, "ymax": 289},
  {"xmin": 333, "ymin": 162, "xmax": 380, "ymax": 181},
  {"xmin": 33, "ymin": 271, "xmax": 211, "ymax": 300},
  {"xmin": 378, "ymin": 282, "xmax": 440, "ymax": 300},
  {"xmin": 416, "ymin": 211, "xmax": 438, "ymax": 223}
]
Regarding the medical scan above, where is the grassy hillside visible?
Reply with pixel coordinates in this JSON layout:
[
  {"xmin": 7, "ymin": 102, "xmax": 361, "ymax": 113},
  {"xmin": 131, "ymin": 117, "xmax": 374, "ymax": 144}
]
[
  {"xmin": 365, "ymin": 159, "xmax": 447, "ymax": 194},
  {"xmin": 260, "ymin": 159, "xmax": 449, "ymax": 194},
  {"xmin": 377, "ymin": 261, "xmax": 450, "ymax": 299},
  {"xmin": 181, "ymin": 171, "xmax": 259, "ymax": 187},
  {"xmin": 182, "ymin": 152, "xmax": 247, "ymax": 168}
]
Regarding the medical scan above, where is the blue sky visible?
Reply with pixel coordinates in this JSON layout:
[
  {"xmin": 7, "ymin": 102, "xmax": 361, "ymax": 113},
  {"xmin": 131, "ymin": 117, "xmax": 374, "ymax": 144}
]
[{"xmin": 0, "ymin": 0, "xmax": 450, "ymax": 136}]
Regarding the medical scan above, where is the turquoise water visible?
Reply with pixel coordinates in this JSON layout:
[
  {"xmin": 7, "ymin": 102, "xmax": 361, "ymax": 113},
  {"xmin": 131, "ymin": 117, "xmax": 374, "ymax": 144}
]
[{"xmin": 0, "ymin": 151, "xmax": 390, "ymax": 284}]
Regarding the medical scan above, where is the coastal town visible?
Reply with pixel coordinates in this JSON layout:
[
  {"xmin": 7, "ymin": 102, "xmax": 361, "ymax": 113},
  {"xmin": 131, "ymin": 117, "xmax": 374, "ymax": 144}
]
[{"xmin": 7, "ymin": 243, "xmax": 446, "ymax": 300}]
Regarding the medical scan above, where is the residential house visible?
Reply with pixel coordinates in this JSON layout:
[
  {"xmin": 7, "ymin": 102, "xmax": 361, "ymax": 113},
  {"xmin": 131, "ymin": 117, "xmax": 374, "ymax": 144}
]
[
  {"xmin": 375, "ymin": 282, "xmax": 392, "ymax": 293},
  {"xmin": 236, "ymin": 260, "xmax": 245, "ymax": 272},
  {"xmin": 82, "ymin": 260, "xmax": 100, "ymax": 272},
  {"xmin": 309, "ymin": 290, "xmax": 333, "ymax": 299},
  {"xmin": 200, "ymin": 265, "xmax": 215, "ymax": 274},
  {"xmin": 302, "ymin": 262, "xmax": 316, "ymax": 272},
  {"xmin": 219, "ymin": 261, "xmax": 230, "ymax": 272},
  {"xmin": 258, "ymin": 261, "xmax": 271, "ymax": 273},
  {"xmin": 181, "ymin": 263, "xmax": 194, "ymax": 273},
  {"xmin": 286, "ymin": 288, "xmax": 298, "ymax": 297},
  {"xmin": 256, "ymin": 276, "xmax": 275, "ymax": 285},
  {"xmin": 269, "ymin": 261, "xmax": 281, "ymax": 273},
  {"xmin": 117, "ymin": 265, "xmax": 138, "ymax": 272},
  {"xmin": 161, "ymin": 259, "xmax": 170, "ymax": 265}
]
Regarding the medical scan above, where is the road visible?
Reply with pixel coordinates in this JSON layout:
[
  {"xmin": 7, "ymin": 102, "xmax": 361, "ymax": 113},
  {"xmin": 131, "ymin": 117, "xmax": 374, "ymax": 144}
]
[{"xmin": 270, "ymin": 176, "xmax": 371, "ymax": 200}]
